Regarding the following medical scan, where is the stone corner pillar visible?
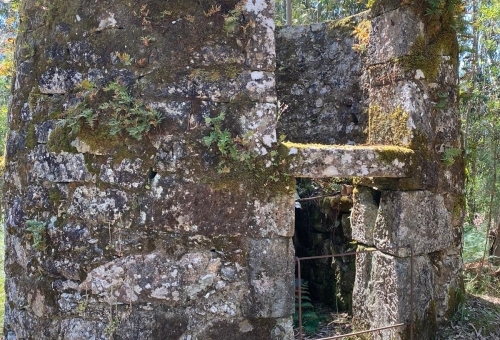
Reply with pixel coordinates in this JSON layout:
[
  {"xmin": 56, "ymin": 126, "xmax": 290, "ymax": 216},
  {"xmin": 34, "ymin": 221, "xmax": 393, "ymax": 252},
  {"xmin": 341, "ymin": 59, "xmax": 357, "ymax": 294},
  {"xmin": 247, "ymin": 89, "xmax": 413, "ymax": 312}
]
[
  {"xmin": 351, "ymin": 1, "xmax": 465, "ymax": 339},
  {"xmin": 4, "ymin": 1, "xmax": 295, "ymax": 339}
]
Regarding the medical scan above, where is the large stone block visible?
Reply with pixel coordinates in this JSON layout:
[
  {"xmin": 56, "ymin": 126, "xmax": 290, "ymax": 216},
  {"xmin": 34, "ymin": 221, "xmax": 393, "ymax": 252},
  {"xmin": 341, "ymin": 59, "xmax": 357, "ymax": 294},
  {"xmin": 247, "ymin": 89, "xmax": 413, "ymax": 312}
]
[
  {"xmin": 368, "ymin": 6, "xmax": 424, "ymax": 65},
  {"xmin": 368, "ymin": 80, "xmax": 432, "ymax": 148},
  {"xmin": 79, "ymin": 251, "xmax": 227, "ymax": 306},
  {"xmin": 28, "ymin": 146, "xmax": 93, "ymax": 183},
  {"xmin": 243, "ymin": 238, "xmax": 295, "ymax": 318},
  {"xmin": 286, "ymin": 143, "xmax": 415, "ymax": 178},
  {"xmin": 197, "ymin": 317, "xmax": 293, "ymax": 340},
  {"xmin": 353, "ymin": 251, "xmax": 432, "ymax": 340},
  {"xmin": 352, "ymin": 190, "xmax": 454, "ymax": 256},
  {"xmin": 374, "ymin": 191, "xmax": 454, "ymax": 256},
  {"xmin": 353, "ymin": 247, "xmax": 463, "ymax": 340},
  {"xmin": 351, "ymin": 186, "xmax": 380, "ymax": 245},
  {"xmin": 276, "ymin": 16, "xmax": 367, "ymax": 145},
  {"xmin": 243, "ymin": 0, "xmax": 276, "ymax": 72}
]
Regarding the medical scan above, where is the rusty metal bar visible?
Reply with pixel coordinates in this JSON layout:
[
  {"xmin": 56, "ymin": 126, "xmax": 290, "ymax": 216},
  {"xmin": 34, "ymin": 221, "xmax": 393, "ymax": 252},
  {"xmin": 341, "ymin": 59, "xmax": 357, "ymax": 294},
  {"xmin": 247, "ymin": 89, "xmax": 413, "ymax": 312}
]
[
  {"xmin": 286, "ymin": 0, "xmax": 292, "ymax": 26},
  {"xmin": 313, "ymin": 323, "xmax": 407, "ymax": 340},
  {"xmin": 296, "ymin": 245, "xmax": 408, "ymax": 261},
  {"xmin": 294, "ymin": 245, "xmax": 414, "ymax": 340},
  {"xmin": 410, "ymin": 245, "xmax": 414, "ymax": 340},
  {"xmin": 297, "ymin": 257, "xmax": 303, "ymax": 340}
]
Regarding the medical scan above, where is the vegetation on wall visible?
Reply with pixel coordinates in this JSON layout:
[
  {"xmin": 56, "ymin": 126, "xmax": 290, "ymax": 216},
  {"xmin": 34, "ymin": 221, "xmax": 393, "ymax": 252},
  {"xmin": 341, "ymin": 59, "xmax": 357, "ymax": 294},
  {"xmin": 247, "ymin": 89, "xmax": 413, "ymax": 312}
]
[{"xmin": 57, "ymin": 79, "xmax": 163, "ymax": 141}]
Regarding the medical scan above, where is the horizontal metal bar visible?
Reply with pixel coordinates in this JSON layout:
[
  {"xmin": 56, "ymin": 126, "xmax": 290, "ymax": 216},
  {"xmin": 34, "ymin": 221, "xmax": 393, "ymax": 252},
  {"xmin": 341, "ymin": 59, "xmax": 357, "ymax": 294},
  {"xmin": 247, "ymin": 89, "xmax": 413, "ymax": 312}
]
[
  {"xmin": 311, "ymin": 323, "xmax": 408, "ymax": 340},
  {"xmin": 295, "ymin": 245, "xmax": 410, "ymax": 262}
]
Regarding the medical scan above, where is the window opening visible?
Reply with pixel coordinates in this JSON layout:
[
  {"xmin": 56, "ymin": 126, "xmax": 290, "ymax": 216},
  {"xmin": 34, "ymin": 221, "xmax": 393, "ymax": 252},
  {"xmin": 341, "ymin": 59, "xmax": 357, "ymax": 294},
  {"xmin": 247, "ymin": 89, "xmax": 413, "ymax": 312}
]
[{"xmin": 275, "ymin": 0, "xmax": 372, "ymax": 27}]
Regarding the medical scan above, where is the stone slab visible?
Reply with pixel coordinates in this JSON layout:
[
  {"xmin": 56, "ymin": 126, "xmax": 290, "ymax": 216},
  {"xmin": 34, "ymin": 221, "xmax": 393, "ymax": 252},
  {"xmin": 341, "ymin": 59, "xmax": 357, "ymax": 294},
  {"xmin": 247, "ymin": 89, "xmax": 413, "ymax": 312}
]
[
  {"xmin": 286, "ymin": 143, "xmax": 415, "ymax": 178},
  {"xmin": 243, "ymin": 238, "xmax": 295, "ymax": 318}
]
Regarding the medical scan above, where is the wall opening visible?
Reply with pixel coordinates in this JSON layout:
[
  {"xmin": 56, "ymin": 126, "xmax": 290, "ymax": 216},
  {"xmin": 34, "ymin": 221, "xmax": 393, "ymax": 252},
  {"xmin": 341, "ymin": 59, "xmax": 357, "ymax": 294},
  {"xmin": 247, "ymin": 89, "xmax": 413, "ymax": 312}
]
[
  {"xmin": 293, "ymin": 178, "xmax": 356, "ymax": 337},
  {"xmin": 274, "ymin": 0, "xmax": 371, "ymax": 27}
]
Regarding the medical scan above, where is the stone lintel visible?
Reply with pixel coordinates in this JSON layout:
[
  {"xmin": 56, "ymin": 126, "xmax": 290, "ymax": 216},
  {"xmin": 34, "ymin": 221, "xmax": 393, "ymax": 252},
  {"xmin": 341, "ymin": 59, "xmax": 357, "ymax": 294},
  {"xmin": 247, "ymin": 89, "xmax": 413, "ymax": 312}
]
[{"xmin": 285, "ymin": 142, "xmax": 415, "ymax": 178}]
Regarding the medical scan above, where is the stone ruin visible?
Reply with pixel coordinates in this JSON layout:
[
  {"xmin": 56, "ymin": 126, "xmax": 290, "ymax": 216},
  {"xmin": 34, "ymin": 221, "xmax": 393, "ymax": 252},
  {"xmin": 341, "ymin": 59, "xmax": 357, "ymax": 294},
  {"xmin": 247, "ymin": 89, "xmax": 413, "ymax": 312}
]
[{"xmin": 3, "ymin": 0, "xmax": 464, "ymax": 339}]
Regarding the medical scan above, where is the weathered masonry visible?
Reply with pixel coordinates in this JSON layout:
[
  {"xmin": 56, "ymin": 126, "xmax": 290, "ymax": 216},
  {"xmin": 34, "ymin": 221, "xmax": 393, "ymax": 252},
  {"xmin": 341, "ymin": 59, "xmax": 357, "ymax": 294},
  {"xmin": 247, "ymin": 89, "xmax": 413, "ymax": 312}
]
[{"xmin": 3, "ymin": 0, "xmax": 464, "ymax": 339}]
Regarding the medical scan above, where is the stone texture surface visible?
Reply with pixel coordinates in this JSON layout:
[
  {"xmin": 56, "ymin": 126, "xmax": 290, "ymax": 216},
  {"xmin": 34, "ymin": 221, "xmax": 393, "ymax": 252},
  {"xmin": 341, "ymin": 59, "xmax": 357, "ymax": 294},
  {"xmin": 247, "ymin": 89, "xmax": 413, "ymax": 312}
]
[
  {"xmin": 276, "ymin": 16, "xmax": 368, "ymax": 145},
  {"xmin": 368, "ymin": 6, "xmax": 424, "ymax": 65},
  {"xmin": 373, "ymin": 191, "xmax": 455, "ymax": 256},
  {"xmin": 286, "ymin": 143, "xmax": 415, "ymax": 178},
  {"xmin": 352, "ymin": 190, "xmax": 456, "ymax": 256},
  {"xmin": 351, "ymin": 186, "xmax": 380, "ymax": 246},
  {"xmin": 352, "ymin": 247, "xmax": 463, "ymax": 340},
  {"xmin": 4, "ymin": 0, "xmax": 296, "ymax": 339},
  {"xmin": 4, "ymin": 0, "xmax": 464, "ymax": 339}
]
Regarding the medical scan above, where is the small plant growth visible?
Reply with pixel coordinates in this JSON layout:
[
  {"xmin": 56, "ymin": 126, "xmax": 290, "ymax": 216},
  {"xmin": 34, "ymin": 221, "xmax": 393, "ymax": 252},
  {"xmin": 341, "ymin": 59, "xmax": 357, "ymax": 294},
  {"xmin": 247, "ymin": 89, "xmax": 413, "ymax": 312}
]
[
  {"xmin": 352, "ymin": 19, "xmax": 371, "ymax": 52},
  {"xmin": 435, "ymin": 92, "xmax": 449, "ymax": 109},
  {"xmin": 203, "ymin": 112, "xmax": 254, "ymax": 173},
  {"xmin": 442, "ymin": 147, "xmax": 461, "ymax": 166},
  {"xmin": 223, "ymin": 4, "xmax": 243, "ymax": 35},
  {"xmin": 57, "ymin": 78, "xmax": 163, "ymax": 141},
  {"xmin": 115, "ymin": 52, "xmax": 132, "ymax": 66},
  {"xmin": 99, "ymin": 80, "xmax": 163, "ymax": 140},
  {"xmin": 204, "ymin": 4, "xmax": 221, "ymax": 17},
  {"xmin": 294, "ymin": 280, "xmax": 320, "ymax": 336},
  {"xmin": 202, "ymin": 112, "xmax": 291, "ymax": 187},
  {"xmin": 26, "ymin": 220, "xmax": 47, "ymax": 251}
]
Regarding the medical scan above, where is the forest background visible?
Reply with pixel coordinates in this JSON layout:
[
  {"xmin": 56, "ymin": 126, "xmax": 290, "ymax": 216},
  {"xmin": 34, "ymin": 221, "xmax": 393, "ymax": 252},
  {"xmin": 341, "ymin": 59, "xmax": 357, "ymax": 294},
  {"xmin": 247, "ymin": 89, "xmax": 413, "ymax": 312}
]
[{"xmin": 0, "ymin": 0, "xmax": 499, "ymax": 337}]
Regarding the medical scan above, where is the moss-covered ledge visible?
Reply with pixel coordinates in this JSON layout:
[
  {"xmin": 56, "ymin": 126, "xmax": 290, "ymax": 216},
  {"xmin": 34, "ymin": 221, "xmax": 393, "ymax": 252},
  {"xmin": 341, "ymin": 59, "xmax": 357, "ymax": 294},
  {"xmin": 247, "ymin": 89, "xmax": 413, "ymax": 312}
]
[{"xmin": 284, "ymin": 142, "xmax": 415, "ymax": 178}]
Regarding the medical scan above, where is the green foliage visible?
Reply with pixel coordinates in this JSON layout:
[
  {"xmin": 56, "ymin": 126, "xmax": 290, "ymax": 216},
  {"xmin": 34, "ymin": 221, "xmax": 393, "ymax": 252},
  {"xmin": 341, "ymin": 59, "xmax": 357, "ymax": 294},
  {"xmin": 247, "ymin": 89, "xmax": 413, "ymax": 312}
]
[
  {"xmin": 203, "ymin": 112, "xmax": 254, "ymax": 173},
  {"xmin": 465, "ymin": 268, "xmax": 500, "ymax": 298},
  {"xmin": 293, "ymin": 281, "xmax": 320, "ymax": 336},
  {"xmin": 26, "ymin": 220, "xmax": 47, "ymax": 251},
  {"xmin": 223, "ymin": 7, "xmax": 241, "ymax": 35},
  {"xmin": 58, "ymin": 79, "xmax": 163, "ymax": 141},
  {"xmin": 100, "ymin": 80, "xmax": 163, "ymax": 140},
  {"xmin": 275, "ymin": 0, "xmax": 370, "ymax": 26},
  {"xmin": 435, "ymin": 92, "xmax": 449, "ymax": 109},
  {"xmin": 442, "ymin": 147, "xmax": 461, "ymax": 165},
  {"xmin": 463, "ymin": 224, "xmax": 486, "ymax": 263},
  {"xmin": 62, "ymin": 105, "xmax": 97, "ymax": 135}
]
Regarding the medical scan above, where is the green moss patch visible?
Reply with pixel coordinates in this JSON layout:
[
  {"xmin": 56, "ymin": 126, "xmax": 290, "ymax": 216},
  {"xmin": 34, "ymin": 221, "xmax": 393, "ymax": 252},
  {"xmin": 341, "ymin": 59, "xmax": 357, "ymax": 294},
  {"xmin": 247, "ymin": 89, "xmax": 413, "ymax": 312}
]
[
  {"xmin": 400, "ymin": 0, "xmax": 461, "ymax": 80},
  {"xmin": 369, "ymin": 105, "xmax": 411, "ymax": 146}
]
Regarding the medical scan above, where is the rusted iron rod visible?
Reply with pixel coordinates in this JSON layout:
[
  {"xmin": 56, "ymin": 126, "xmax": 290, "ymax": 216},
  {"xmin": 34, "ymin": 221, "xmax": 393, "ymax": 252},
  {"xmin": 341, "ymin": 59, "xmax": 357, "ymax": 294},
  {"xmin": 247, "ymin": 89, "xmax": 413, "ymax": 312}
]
[
  {"xmin": 313, "ymin": 323, "xmax": 407, "ymax": 340},
  {"xmin": 295, "ymin": 193, "xmax": 341, "ymax": 202},
  {"xmin": 296, "ymin": 258, "xmax": 303, "ymax": 340},
  {"xmin": 295, "ymin": 245, "xmax": 410, "ymax": 261},
  {"xmin": 286, "ymin": 0, "xmax": 292, "ymax": 25}
]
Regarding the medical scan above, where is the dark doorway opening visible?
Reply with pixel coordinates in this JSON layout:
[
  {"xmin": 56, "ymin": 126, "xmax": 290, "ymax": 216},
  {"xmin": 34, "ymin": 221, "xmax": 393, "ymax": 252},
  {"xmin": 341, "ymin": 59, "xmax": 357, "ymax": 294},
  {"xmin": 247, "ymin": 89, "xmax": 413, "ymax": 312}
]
[{"xmin": 293, "ymin": 178, "xmax": 356, "ymax": 338}]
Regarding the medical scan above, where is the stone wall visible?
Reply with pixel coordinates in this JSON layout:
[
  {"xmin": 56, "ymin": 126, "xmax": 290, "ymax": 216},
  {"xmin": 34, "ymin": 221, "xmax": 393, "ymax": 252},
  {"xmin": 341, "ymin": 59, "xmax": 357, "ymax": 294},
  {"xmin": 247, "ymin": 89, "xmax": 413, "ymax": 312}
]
[
  {"xmin": 276, "ymin": 15, "xmax": 368, "ymax": 145},
  {"xmin": 277, "ymin": 1, "xmax": 465, "ymax": 339},
  {"xmin": 4, "ymin": 1, "xmax": 296, "ymax": 339},
  {"xmin": 3, "ymin": 0, "xmax": 464, "ymax": 339}
]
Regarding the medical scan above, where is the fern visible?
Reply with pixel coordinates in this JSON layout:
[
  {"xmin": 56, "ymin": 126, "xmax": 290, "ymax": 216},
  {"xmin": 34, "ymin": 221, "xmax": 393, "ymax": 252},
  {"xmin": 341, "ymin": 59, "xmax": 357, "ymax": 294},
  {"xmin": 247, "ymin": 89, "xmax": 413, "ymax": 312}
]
[
  {"xmin": 293, "ymin": 281, "xmax": 320, "ymax": 336},
  {"xmin": 26, "ymin": 220, "xmax": 47, "ymax": 251}
]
